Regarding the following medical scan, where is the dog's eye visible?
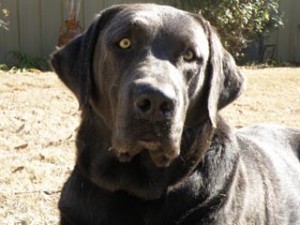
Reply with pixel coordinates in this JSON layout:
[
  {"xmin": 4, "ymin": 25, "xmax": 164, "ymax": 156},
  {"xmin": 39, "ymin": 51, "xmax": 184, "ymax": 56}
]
[
  {"xmin": 183, "ymin": 50, "xmax": 195, "ymax": 61},
  {"xmin": 118, "ymin": 38, "xmax": 131, "ymax": 49}
]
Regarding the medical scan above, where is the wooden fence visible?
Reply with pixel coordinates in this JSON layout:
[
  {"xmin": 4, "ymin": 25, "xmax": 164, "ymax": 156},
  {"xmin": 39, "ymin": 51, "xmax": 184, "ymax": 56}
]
[
  {"xmin": 0, "ymin": 0, "xmax": 299, "ymax": 64},
  {"xmin": 0, "ymin": 0, "xmax": 171, "ymax": 64}
]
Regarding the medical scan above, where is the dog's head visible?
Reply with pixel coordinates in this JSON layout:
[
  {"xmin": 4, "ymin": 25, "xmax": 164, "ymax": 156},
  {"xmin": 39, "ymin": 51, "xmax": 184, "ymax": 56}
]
[{"xmin": 51, "ymin": 4, "xmax": 244, "ymax": 197}]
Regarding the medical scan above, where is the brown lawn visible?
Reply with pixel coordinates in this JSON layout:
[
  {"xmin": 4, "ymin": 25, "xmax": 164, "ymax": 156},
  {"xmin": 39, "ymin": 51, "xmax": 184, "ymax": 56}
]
[{"xmin": 0, "ymin": 67, "xmax": 299, "ymax": 224}]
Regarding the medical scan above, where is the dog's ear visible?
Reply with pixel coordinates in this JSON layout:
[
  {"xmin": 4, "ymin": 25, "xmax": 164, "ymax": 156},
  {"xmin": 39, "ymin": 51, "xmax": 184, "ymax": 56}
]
[
  {"xmin": 50, "ymin": 6, "xmax": 123, "ymax": 107},
  {"xmin": 203, "ymin": 19, "xmax": 245, "ymax": 128}
]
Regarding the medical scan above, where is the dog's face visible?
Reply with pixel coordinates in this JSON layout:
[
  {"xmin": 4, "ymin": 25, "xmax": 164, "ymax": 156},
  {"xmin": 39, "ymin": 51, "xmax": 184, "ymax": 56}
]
[
  {"xmin": 91, "ymin": 5, "xmax": 210, "ymax": 167},
  {"xmin": 51, "ymin": 4, "xmax": 244, "ymax": 198}
]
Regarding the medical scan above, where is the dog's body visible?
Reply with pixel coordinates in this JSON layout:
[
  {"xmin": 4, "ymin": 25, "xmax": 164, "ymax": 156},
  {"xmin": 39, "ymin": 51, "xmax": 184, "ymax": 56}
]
[{"xmin": 51, "ymin": 4, "xmax": 300, "ymax": 225}]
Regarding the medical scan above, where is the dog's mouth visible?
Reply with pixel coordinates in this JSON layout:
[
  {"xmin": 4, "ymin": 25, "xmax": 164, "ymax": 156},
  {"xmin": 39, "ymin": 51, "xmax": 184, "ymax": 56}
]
[
  {"xmin": 112, "ymin": 140, "xmax": 180, "ymax": 168},
  {"xmin": 111, "ymin": 121, "xmax": 182, "ymax": 168}
]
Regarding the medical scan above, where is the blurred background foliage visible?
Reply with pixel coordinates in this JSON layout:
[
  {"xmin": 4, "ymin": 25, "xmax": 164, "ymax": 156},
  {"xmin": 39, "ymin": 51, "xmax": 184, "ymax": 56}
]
[
  {"xmin": 171, "ymin": 0, "xmax": 283, "ymax": 60},
  {"xmin": 0, "ymin": 2, "xmax": 9, "ymax": 30}
]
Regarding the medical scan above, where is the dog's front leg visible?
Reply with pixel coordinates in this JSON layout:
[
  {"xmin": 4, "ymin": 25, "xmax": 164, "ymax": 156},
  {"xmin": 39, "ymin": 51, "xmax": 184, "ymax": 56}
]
[{"xmin": 59, "ymin": 167, "xmax": 146, "ymax": 225}]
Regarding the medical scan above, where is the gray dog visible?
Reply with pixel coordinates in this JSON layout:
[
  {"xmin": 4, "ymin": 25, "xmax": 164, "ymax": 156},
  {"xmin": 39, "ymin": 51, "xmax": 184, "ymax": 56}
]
[{"xmin": 51, "ymin": 4, "xmax": 300, "ymax": 225}]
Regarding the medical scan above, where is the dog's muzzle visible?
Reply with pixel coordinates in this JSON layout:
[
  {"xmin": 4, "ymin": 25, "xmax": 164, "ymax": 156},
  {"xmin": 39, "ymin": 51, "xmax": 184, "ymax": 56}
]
[
  {"xmin": 133, "ymin": 81, "xmax": 176, "ymax": 122},
  {"xmin": 112, "ymin": 79, "xmax": 182, "ymax": 167}
]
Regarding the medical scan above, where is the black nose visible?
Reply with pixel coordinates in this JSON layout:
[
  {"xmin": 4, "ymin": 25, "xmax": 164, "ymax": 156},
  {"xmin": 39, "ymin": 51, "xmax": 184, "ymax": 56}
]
[{"xmin": 134, "ymin": 84, "xmax": 176, "ymax": 121}]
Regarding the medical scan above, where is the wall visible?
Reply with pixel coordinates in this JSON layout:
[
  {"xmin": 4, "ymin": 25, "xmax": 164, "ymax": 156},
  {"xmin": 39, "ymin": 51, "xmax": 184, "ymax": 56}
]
[
  {"xmin": 265, "ymin": 0, "xmax": 300, "ymax": 62},
  {"xmin": 0, "ymin": 0, "xmax": 299, "ymax": 64},
  {"xmin": 0, "ymin": 0, "xmax": 167, "ymax": 64}
]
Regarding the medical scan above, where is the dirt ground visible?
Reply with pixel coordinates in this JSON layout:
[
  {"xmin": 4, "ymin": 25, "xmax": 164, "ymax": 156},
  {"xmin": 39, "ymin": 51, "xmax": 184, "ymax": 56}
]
[{"xmin": 0, "ymin": 67, "xmax": 300, "ymax": 224}]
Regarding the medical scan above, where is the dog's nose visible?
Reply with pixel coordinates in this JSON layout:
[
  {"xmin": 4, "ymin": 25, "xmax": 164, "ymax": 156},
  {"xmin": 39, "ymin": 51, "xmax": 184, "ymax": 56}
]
[{"xmin": 134, "ymin": 84, "xmax": 176, "ymax": 121}]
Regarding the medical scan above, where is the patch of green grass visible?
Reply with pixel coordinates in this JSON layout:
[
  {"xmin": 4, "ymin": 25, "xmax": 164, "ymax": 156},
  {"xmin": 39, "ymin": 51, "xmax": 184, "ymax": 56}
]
[
  {"xmin": 1, "ymin": 51, "xmax": 50, "ymax": 72},
  {"xmin": 9, "ymin": 51, "xmax": 50, "ymax": 71},
  {"xmin": 0, "ymin": 63, "xmax": 9, "ymax": 71}
]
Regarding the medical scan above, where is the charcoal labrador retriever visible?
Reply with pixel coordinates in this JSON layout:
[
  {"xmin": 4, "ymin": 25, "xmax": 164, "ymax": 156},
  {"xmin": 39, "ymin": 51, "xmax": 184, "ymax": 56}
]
[{"xmin": 51, "ymin": 4, "xmax": 300, "ymax": 225}]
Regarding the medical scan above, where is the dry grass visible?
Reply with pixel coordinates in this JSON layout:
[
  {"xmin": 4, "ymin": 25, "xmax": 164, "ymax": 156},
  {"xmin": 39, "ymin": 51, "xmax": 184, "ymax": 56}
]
[
  {"xmin": 0, "ymin": 72, "xmax": 78, "ymax": 224},
  {"xmin": 0, "ymin": 68, "xmax": 299, "ymax": 224},
  {"xmin": 222, "ymin": 67, "xmax": 300, "ymax": 127}
]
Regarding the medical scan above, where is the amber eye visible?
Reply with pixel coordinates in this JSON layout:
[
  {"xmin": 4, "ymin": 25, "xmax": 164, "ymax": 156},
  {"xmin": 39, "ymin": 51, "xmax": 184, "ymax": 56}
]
[
  {"xmin": 183, "ymin": 50, "xmax": 195, "ymax": 61},
  {"xmin": 118, "ymin": 38, "xmax": 131, "ymax": 49}
]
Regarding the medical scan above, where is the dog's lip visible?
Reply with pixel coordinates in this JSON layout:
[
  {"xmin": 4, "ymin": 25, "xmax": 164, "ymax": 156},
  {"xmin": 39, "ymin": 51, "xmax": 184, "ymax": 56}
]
[
  {"xmin": 139, "ymin": 139, "xmax": 181, "ymax": 167},
  {"xmin": 111, "ymin": 137, "xmax": 180, "ymax": 167},
  {"xmin": 138, "ymin": 140, "xmax": 161, "ymax": 151}
]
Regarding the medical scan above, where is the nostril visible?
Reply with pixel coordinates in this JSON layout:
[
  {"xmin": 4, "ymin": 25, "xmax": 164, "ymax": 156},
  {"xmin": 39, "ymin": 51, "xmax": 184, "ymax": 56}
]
[
  {"xmin": 136, "ymin": 98, "xmax": 151, "ymax": 113},
  {"xmin": 160, "ymin": 100, "xmax": 175, "ymax": 115}
]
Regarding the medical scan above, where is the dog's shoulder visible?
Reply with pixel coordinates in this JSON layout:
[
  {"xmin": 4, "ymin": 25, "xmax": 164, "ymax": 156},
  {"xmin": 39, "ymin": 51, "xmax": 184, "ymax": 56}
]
[
  {"xmin": 236, "ymin": 124, "xmax": 300, "ymax": 159},
  {"xmin": 235, "ymin": 124, "xmax": 300, "ymax": 223}
]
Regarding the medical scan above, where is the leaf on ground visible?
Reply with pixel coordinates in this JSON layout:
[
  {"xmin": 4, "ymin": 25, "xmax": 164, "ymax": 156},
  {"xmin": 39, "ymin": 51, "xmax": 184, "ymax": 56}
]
[
  {"xmin": 14, "ymin": 143, "xmax": 28, "ymax": 150},
  {"xmin": 16, "ymin": 124, "xmax": 25, "ymax": 133},
  {"xmin": 12, "ymin": 166, "xmax": 25, "ymax": 173}
]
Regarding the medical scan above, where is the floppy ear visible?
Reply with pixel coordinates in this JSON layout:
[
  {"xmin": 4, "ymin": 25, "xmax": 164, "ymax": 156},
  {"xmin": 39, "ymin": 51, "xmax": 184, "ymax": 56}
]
[
  {"xmin": 50, "ymin": 6, "xmax": 123, "ymax": 107},
  {"xmin": 205, "ymin": 21, "xmax": 245, "ymax": 128}
]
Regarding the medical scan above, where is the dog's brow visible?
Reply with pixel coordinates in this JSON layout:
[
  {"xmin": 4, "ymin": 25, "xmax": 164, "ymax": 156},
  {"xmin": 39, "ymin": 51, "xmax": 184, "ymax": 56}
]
[{"xmin": 105, "ymin": 21, "xmax": 158, "ymax": 46}]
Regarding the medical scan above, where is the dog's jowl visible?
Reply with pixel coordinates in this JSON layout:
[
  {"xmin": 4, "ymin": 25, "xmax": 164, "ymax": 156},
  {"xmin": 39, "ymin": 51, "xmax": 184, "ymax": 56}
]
[{"xmin": 51, "ymin": 4, "xmax": 300, "ymax": 225}]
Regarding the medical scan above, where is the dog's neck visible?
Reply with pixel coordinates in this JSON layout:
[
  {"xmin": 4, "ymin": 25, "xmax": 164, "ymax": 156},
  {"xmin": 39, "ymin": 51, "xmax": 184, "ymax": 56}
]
[
  {"xmin": 161, "ymin": 118, "xmax": 241, "ymax": 223},
  {"xmin": 76, "ymin": 106, "xmax": 240, "ymax": 203}
]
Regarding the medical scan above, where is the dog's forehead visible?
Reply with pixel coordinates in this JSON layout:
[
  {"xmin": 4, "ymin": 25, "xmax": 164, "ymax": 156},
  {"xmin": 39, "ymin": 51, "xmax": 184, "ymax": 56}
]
[
  {"xmin": 109, "ymin": 5, "xmax": 204, "ymax": 37},
  {"xmin": 123, "ymin": 6, "xmax": 164, "ymax": 26},
  {"xmin": 117, "ymin": 5, "xmax": 183, "ymax": 24}
]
